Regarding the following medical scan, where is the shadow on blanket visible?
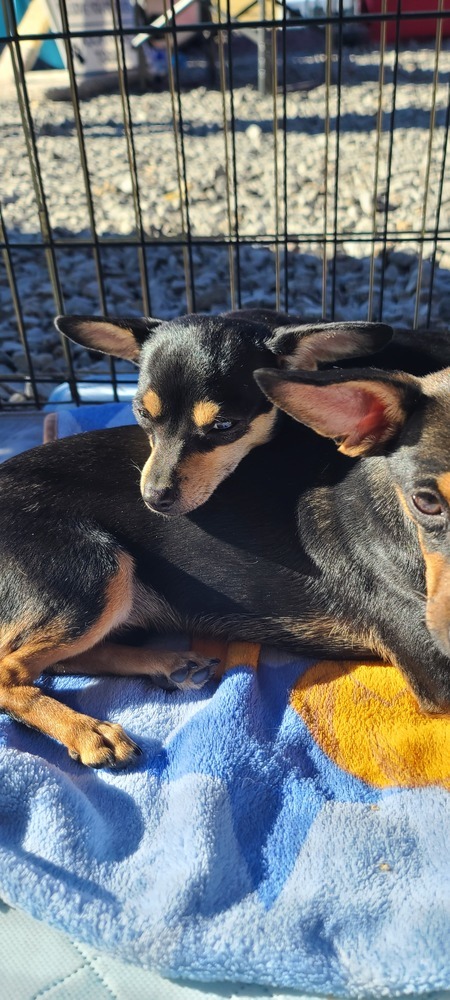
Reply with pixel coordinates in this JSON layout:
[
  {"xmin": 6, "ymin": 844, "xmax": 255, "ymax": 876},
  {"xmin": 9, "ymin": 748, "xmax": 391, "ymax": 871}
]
[{"xmin": 0, "ymin": 403, "xmax": 447, "ymax": 997}]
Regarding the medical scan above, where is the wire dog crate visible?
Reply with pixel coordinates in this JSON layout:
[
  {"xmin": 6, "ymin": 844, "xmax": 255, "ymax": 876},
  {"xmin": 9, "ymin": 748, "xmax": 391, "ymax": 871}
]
[{"xmin": 0, "ymin": 0, "xmax": 450, "ymax": 408}]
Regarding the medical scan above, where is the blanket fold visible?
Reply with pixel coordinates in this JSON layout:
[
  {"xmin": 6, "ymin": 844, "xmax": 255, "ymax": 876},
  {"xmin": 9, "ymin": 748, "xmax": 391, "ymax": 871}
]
[{"xmin": 0, "ymin": 403, "xmax": 449, "ymax": 997}]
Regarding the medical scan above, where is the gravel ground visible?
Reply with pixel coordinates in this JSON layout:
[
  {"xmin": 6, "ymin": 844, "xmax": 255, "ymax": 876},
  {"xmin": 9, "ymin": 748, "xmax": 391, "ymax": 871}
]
[{"xmin": 1, "ymin": 36, "xmax": 450, "ymax": 403}]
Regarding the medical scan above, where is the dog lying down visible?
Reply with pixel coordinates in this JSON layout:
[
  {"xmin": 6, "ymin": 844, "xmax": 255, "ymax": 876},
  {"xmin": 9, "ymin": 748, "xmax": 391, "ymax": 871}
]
[{"xmin": 0, "ymin": 311, "xmax": 449, "ymax": 768}]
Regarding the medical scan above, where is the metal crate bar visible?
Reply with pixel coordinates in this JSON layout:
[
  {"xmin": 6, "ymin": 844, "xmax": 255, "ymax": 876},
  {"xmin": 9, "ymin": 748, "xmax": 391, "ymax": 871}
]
[{"xmin": 1, "ymin": 0, "xmax": 450, "ymax": 410}]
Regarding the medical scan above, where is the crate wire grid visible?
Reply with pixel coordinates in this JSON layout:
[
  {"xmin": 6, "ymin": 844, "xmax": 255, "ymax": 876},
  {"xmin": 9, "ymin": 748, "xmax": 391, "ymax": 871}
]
[{"xmin": 0, "ymin": 0, "xmax": 450, "ymax": 407}]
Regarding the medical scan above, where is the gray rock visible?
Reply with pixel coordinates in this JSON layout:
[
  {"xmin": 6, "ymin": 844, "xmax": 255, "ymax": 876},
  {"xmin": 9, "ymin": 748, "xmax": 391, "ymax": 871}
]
[
  {"xmin": 11, "ymin": 351, "xmax": 28, "ymax": 369},
  {"xmin": 65, "ymin": 296, "xmax": 97, "ymax": 313},
  {"xmin": 0, "ymin": 363, "xmax": 14, "ymax": 377},
  {"xmin": 1, "ymin": 340, "xmax": 21, "ymax": 352},
  {"xmin": 383, "ymin": 263, "xmax": 401, "ymax": 285},
  {"xmin": 246, "ymin": 123, "xmax": 263, "ymax": 145},
  {"xmin": 1, "ymin": 67, "xmax": 450, "ymax": 384},
  {"xmin": 117, "ymin": 174, "xmax": 134, "ymax": 196},
  {"xmin": 8, "ymin": 391, "xmax": 28, "ymax": 404}
]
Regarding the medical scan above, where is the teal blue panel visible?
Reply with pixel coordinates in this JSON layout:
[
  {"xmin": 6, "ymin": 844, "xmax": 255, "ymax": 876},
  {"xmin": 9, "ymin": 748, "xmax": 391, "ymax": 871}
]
[{"xmin": 0, "ymin": 0, "xmax": 64, "ymax": 69}]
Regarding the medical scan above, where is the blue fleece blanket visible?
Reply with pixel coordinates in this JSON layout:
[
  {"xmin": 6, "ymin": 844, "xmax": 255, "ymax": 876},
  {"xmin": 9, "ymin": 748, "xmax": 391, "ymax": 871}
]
[{"xmin": 1, "ymin": 404, "xmax": 449, "ymax": 997}]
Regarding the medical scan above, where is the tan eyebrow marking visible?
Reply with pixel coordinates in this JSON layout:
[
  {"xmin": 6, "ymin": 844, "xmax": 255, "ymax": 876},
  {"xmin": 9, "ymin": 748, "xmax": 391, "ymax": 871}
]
[
  {"xmin": 192, "ymin": 400, "xmax": 220, "ymax": 428},
  {"xmin": 143, "ymin": 389, "xmax": 162, "ymax": 419},
  {"xmin": 437, "ymin": 472, "xmax": 450, "ymax": 507}
]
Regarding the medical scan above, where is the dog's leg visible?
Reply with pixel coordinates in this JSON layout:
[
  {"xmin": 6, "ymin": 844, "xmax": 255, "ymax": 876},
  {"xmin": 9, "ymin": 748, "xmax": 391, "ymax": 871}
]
[
  {"xmin": 0, "ymin": 553, "xmax": 141, "ymax": 767},
  {"xmin": 51, "ymin": 642, "xmax": 221, "ymax": 690},
  {"xmin": 0, "ymin": 676, "xmax": 140, "ymax": 768}
]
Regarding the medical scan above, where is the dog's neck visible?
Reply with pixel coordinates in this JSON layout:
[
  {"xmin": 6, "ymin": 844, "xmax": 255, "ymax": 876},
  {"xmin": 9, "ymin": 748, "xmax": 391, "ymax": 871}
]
[{"xmin": 294, "ymin": 445, "xmax": 425, "ymax": 602}]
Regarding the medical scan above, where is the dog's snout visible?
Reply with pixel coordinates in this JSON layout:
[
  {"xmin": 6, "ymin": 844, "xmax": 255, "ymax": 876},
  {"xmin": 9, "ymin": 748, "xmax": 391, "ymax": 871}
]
[{"xmin": 143, "ymin": 485, "xmax": 177, "ymax": 513}]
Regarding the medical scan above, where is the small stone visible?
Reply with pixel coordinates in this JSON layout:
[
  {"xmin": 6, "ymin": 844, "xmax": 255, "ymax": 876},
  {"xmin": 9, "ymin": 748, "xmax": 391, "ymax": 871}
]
[
  {"xmin": 214, "ymin": 163, "xmax": 226, "ymax": 180},
  {"xmin": 117, "ymin": 174, "xmax": 134, "ymax": 195},
  {"xmin": 1, "ymin": 340, "xmax": 21, "ymax": 352},
  {"xmin": 246, "ymin": 123, "xmax": 263, "ymax": 144},
  {"xmin": 11, "ymin": 351, "xmax": 28, "ymax": 369},
  {"xmin": 384, "ymin": 263, "xmax": 401, "ymax": 285},
  {"xmin": 34, "ymin": 352, "xmax": 54, "ymax": 369},
  {"xmin": 358, "ymin": 190, "xmax": 373, "ymax": 216},
  {"xmin": 8, "ymin": 391, "xmax": 27, "ymax": 404},
  {"xmin": 65, "ymin": 296, "xmax": 95, "ymax": 313},
  {"xmin": 25, "ymin": 327, "xmax": 46, "ymax": 346}
]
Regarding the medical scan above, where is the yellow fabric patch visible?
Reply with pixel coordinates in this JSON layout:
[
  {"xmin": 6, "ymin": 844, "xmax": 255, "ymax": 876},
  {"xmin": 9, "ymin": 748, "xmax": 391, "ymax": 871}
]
[{"xmin": 291, "ymin": 660, "xmax": 450, "ymax": 789}]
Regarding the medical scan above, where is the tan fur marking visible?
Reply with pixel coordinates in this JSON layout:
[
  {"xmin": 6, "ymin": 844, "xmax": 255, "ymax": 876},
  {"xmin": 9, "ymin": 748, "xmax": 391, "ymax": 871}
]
[
  {"xmin": 53, "ymin": 644, "xmax": 219, "ymax": 687},
  {"xmin": 394, "ymin": 484, "xmax": 413, "ymax": 521},
  {"xmin": 0, "ymin": 553, "xmax": 135, "ymax": 680},
  {"xmin": 0, "ymin": 619, "xmax": 67, "ymax": 685},
  {"xmin": 417, "ymin": 535, "xmax": 450, "ymax": 645},
  {"xmin": 421, "ymin": 549, "xmax": 446, "ymax": 601},
  {"xmin": 140, "ymin": 445, "xmax": 157, "ymax": 496},
  {"xmin": 437, "ymin": 472, "xmax": 450, "ymax": 508},
  {"xmin": 192, "ymin": 400, "xmax": 220, "ymax": 428},
  {"xmin": 0, "ymin": 554, "xmax": 138, "ymax": 764},
  {"xmin": 177, "ymin": 408, "xmax": 277, "ymax": 512},
  {"xmin": 300, "ymin": 616, "xmax": 393, "ymax": 663},
  {"xmin": 143, "ymin": 388, "xmax": 162, "ymax": 419},
  {"xmin": 411, "ymin": 480, "xmax": 450, "ymax": 632},
  {"xmin": 0, "ymin": 683, "xmax": 137, "ymax": 766}
]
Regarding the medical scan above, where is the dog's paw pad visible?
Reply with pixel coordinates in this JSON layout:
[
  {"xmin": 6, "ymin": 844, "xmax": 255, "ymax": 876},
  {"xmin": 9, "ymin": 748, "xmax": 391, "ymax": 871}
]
[
  {"xmin": 164, "ymin": 654, "xmax": 220, "ymax": 691},
  {"xmin": 170, "ymin": 666, "xmax": 190, "ymax": 683},
  {"xmin": 190, "ymin": 666, "xmax": 211, "ymax": 686}
]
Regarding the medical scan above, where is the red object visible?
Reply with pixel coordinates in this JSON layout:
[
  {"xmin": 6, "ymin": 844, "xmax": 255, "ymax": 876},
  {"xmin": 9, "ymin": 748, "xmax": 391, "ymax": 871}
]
[{"xmin": 362, "ymin": 0, "xmax": 450, "ymax": 42}]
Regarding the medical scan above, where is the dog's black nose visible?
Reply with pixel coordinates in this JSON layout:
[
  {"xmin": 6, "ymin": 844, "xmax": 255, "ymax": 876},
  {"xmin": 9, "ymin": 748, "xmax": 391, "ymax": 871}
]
[{"xmin": 143, "ymin": 485, "xmax": 177, "ymax": 512}]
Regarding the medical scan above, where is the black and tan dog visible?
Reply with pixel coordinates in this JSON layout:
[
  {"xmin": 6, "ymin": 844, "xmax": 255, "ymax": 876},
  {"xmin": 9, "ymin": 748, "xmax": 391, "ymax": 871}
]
[
  {"xmin": 0, "ymin": 312, "xmax": 448, "ymax": 769},
  {"xmin": 55, "ymin": 309, "xmax": 393, "ymax": 515},
  {"xmin": 254, "ymin": 363, "xmax": 450, "ymax": 716}
]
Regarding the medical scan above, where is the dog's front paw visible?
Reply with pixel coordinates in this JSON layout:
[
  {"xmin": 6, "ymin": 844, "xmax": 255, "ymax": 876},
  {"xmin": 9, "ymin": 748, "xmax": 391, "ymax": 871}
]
[
  {"xmin": 153, "ymin": 652, "xmax": 220, "ymax": 691},
  {"xmin": 68, "ymin": 719, "xmax": 142, "ymax": 769}
]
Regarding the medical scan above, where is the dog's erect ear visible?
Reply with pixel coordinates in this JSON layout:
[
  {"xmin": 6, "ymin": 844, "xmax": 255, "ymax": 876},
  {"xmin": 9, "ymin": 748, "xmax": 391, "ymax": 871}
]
[
  {"xmin": 254, "ymin": 367, "xmax": 422, "ymax": 457},
  {"xmin": 266, "ymin": 321, "xmax": 393, "ymax": 370},
  {"xmin": 54, "ymin": 315, "xmax": 162, "ymax": 363}
]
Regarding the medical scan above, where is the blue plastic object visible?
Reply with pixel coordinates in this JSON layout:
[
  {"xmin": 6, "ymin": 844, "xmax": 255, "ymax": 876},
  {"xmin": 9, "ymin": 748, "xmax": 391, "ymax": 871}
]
[{"xmin": 45, "ymin": 374, "xmax": 138, "ymax": 408}]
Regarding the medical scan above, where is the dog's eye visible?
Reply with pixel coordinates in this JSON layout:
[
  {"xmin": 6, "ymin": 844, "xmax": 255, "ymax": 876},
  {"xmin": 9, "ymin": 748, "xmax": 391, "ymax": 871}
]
[
  {"xmin": 412, "ymin": 491, "xmax": 444, "ymax": 517},
  {"xmin": 136, "ymin": 407, "xmax": 150, "ymax": 421},
  {"xmin": 210, "ymin": 419, "xmax": 236, "ymax": 433}
]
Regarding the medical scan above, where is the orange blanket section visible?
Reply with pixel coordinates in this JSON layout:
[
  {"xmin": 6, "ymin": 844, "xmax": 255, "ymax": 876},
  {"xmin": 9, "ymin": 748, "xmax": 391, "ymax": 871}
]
[
  {"xmin": 362, "ymin": 0, "xmax": 450, "ymax": 43},
  {"xmin": 195, "ymin": 636, "xmax": 450, "ymax": 792},
  {"xmin": 292, "ymin": 661, "xmax": 450, "ymax": 790}
]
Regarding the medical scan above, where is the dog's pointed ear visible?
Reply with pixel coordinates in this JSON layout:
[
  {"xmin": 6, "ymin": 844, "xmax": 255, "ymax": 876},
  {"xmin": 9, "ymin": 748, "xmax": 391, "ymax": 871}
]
[
  {"xmin": 266, "ymin": 321, "xmax": 393, "ymax": 370},
  {"xmin": 54, "ymin": 315, "xmax": 162, "ymax": 363},
  {"xmin": 254, "ymin": 367, "xmax": 422, "ymax": 457}
]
